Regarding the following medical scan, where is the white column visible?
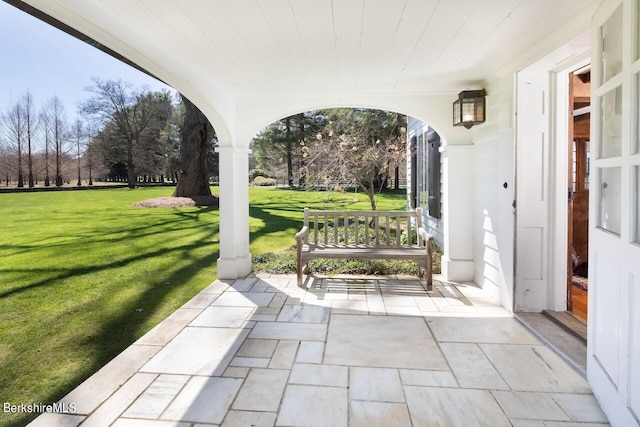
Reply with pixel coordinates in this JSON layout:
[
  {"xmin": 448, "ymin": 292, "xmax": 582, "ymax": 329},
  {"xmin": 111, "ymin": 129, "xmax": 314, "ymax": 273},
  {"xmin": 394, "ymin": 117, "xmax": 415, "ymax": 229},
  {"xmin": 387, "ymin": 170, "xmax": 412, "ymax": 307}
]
[
  {"xmin": 216, "ymin": 145, "xmax": 252, "ymax": 279},
  {"xmin": 440, "ymin": 144, "xmax": 474, "ymax": 281}
]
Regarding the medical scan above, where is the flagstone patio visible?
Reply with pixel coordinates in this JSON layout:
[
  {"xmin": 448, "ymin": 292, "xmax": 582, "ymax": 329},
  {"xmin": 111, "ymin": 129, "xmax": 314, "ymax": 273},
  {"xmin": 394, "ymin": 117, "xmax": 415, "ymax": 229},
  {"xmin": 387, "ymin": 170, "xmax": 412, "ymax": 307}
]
[{"xmin": 29, "ymin": 275, "xmax": 609, "ymax": 426}]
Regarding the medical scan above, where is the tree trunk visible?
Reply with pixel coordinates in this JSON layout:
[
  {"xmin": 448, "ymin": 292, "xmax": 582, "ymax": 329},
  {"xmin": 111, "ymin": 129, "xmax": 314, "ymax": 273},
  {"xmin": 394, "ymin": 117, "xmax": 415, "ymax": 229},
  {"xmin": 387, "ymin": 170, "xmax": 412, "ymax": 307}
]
[
  {"xmin": 172, "ymin": 96, "xmax": 215, "ymax": 198},
  {"xmin": 299, "ymin": 156, "xmax": 306, "ymax": 189},
  {"xmin": 44, "ymin": 141, "xmax": 50, "ymax": 187},
  {"xmin": 27, "ymin": 129, "xmax": 34, "ymax": 188},
  {"xmin": 394, "ymin": 166, "xmax": 399, "ymax": 190},
  {"xmin": 17, "ymin": 149, "xmax": 24, "ymax": 188},
  {"xmin": 285, "ymin": 117, "xmax": 294, "ymax": 187},
  {"xmin": 127, "ymin": 138, "xmax": 136, "ymax": 189},
  {"xmin": 359, "ymin": 176, "xmax": 377, "ymax": 211}
]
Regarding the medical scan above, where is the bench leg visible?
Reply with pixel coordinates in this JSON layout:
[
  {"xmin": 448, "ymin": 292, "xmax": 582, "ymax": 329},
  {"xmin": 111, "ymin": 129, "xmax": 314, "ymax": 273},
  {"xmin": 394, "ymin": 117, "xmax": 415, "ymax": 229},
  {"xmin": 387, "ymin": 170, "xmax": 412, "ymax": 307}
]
[
  {"xmin": 418, "ymin": 264, "xmax": 432, "ymax": 292},
  {"xmin": 426, "ymin": 240, "xmax": 433, "ymax": 292},
  {"xmin": 297, "ymin": 262, "xmax": 303, "ymax": 287}
]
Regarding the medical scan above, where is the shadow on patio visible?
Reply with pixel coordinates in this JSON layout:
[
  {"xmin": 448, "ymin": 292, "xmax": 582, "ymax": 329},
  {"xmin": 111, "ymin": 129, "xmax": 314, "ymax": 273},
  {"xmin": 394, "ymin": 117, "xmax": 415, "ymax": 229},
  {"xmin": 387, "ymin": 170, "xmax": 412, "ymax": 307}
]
[{"xmin": 29, "ymin": 274, "xmax": 609, "ymax": 426}]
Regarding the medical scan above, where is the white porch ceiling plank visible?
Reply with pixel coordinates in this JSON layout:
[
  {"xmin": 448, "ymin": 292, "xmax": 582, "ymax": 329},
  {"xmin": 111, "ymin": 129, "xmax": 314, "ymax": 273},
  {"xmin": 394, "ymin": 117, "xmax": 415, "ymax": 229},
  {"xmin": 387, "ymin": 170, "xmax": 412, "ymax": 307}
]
[
  {"xmin": 172, "ymin": 1, "xmax": 262, "ymax": 89},
  {"xmin": 288, "ymin": 0, "xmax": 340, "ymax": 94},
  {"xmin": 356, "ymin": 0, "xmax": 408, "ymax": 91},
  {"xmin": 33, "ymin": 0, "xmax": 226, "ymax": 91},
  {"xmin": 255, "ymin": 0, "xmax": 313, "ymax": 95},
  {"xmin": 459, "ymin": 0, "xmax": 589, "ymax": 75},
  {"xmin": 385, "ymin": 0, "xmax": 439, "ymax": 90},
  {"xmin": 19, "ymin": 0, "xmax": 601, "ymax": 115},
  {"xmin": 401, "ymin": 0, "xmax": 480, "ymax": 80},
  {"xmin": 331, "ymin": 0, "xmax": 364, "ymax": 92},
  {"xmin": 428, "ymin": 0, "xmax": 521, "ymax": 74},
  {"xmin": 212, "ymin": 0, "xmax": 290, "ymax": 94},
  {"xmin": 128, "ymin": 0, "xmax": 240, "ymax": 90}
]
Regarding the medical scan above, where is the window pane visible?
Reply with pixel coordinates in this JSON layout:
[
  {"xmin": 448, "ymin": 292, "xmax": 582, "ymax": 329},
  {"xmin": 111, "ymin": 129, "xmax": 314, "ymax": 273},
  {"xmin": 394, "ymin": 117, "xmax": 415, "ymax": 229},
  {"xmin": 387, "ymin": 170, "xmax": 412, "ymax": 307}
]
[
  {"xmin": 600, "ymin": 85, "xmax": 622, "ymax": 158},
  {"xmin": 585, "ymin": 141, "xmax": 591, "ymax": 189},
  {"xmin": 418, "ymin": 133, "xmax": 428, "ymax": 208},
  {"xmin": 637, "ymin": 2, "xmax": 640, "ymax": 62},
  {"xmin": 636, "ymin": 166, "xmax": 640, "ymax": 243},
  {"xmin": 636, "ymin": 73, "xmax": 640, "ymax": 154},
  {"xmin": 601, "ymin": 4, "xmax": 623, "ymax": 84},
  {"xmin": 599, "ymin": 167, "xmax": 622, "ymax": 235}
]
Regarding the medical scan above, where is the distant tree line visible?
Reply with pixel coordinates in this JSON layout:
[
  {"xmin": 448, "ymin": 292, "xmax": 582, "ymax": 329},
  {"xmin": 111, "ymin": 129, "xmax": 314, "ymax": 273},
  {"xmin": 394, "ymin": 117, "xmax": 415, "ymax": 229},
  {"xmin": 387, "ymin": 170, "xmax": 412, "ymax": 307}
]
[
  {"xmin": 2, "ymin": 82, "xmax": 404, "ymax": 205},
  {"xmin": 0, "ymin": 79, "xmax": 219, "ymax": 191},
  {"xmin": 251, "ymin": 109, "xmax": 407, "ymax": 210}
]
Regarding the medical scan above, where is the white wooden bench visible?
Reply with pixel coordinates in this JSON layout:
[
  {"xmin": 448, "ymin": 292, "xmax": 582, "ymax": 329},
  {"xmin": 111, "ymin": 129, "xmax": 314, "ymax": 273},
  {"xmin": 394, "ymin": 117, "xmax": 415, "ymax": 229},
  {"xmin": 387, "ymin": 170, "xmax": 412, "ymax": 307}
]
[{"xmin": 295, "ymin": 207, "xmax": 433, "ymax": 290}]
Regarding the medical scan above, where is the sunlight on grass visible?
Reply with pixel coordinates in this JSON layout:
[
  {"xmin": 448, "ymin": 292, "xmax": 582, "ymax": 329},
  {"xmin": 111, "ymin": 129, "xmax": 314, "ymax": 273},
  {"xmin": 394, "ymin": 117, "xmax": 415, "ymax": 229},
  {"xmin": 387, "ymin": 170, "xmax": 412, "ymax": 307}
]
[
  {"xmin": 0, "ymin": 185, "xmax": 407, "ymax": 426},
  {"xmin": 0, "ymin": 187, "xmax": 218, "ymax": 426},
  {"xmin": 248, "ymin": 187, "xmax": 407, "ymax": 254}
]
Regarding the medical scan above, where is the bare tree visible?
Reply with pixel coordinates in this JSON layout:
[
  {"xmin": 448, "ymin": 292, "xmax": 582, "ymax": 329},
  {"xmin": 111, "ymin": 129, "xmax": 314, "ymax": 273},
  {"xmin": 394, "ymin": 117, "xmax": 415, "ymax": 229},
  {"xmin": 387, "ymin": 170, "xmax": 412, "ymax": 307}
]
[
  {"xmin": 70, "ymin": 119, "xmax": 86, "ymax": 186},
  {"xmin": 302, "ymin": 109, "xmax": 407, "ymax": 210},
  {"xmin": 1, "ymin": 99, "xmax": 26, "ymax": 187},
  {"xmin": 39, "ymin": 106, "xmax": 52, "ymax": 186},
  {"xmin": 43, "ymin": 96, "xmax": 68, "ymax": 187},
  {"xmin": 81, "ymin": 79, "xmax": 170, "ymax": 188},
  {"xmin": 19, "ymin": 92, "xmax": 39, "ymax": 188},
  {"xmin": 83, "ymin": 123, "xmax": 102, "ymax": 186},
  {"xmin": 0, "ymin": 137, "xmax": 10, "ymax": 186}
]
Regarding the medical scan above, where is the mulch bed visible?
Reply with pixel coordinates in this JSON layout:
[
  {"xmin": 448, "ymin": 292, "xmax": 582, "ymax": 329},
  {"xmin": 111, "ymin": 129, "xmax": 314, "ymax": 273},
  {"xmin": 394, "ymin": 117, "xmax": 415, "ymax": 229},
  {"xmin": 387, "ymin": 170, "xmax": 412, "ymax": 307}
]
[{"xmin": 132, "ymin": 195, "xmax": 219, "ymax": 208}]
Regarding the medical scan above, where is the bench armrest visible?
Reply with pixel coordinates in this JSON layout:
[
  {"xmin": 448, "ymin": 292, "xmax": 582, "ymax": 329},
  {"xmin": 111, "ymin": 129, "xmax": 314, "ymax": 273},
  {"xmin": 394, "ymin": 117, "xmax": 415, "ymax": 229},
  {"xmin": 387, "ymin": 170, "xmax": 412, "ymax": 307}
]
[
  {"xmin": 418, "ymin": 227, "xmax": 433, "ymax": 246},
  {"xmin": 295, "ymin": 226, "xmax": 309, "ymax": 243}
]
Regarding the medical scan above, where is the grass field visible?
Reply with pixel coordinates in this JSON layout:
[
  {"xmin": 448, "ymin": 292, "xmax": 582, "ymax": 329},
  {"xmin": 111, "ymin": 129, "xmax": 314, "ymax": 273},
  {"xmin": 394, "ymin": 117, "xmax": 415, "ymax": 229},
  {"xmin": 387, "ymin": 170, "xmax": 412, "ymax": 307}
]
[{"xmin": 0, "ymin": 185, "xmax": 406, "ymax": 426}]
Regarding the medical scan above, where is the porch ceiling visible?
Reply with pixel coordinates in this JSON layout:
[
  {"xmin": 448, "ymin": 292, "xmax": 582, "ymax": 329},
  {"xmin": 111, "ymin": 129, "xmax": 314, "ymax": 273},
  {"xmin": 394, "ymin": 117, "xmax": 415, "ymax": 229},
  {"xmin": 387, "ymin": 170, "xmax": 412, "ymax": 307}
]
[{"xmin": 14, "ymin": 0, "xmax": 595, "ymax": 139}]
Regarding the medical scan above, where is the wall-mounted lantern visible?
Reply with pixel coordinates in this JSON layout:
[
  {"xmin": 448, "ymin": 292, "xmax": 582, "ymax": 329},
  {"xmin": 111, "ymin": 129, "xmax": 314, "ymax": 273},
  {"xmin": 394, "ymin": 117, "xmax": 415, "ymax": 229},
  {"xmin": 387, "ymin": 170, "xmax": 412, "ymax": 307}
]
[{"xmin": 453, "ymin": 89, "xmax": 486, "ymax": 129}]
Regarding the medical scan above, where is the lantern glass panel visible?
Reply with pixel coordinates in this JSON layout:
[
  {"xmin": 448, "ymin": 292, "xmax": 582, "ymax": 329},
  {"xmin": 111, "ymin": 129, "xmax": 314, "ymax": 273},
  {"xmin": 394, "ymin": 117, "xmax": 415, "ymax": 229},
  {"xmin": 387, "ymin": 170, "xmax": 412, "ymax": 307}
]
[
  {"xmin": 475, "ymin": 100, "xmax": 484, "ymax": 122},
  {"xmin": 462, "ymin": 100, "xmax": 475, "ymax": 123},
  {"xmin": 453, "ymin": 99, "xmax": 461, "ymax": 125}
]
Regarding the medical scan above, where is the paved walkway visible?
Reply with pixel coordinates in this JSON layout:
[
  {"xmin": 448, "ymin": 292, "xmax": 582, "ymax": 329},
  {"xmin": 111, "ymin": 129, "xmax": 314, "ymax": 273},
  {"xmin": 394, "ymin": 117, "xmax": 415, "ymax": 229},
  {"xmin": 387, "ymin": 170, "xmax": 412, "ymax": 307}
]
[{"xmin": 30, "ymin": 275, "xmax": 609, "ymax": 426}]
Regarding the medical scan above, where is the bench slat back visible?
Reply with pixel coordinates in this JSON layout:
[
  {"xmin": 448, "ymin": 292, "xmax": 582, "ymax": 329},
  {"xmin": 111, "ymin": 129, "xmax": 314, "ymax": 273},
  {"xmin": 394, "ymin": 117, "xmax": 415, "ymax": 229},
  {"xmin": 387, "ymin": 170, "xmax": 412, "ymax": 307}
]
[{"xmin": 303, "ymin": 208, "xmax": 423, "ymax": 247}]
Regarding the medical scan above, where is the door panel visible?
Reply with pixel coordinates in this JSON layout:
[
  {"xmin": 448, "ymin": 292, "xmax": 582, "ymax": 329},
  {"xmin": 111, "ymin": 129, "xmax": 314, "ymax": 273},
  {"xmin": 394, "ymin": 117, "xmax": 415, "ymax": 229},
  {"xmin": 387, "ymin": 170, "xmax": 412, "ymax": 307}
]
[
  {"xmin": 592, "ymin": 252, "xmax": 621, "ymax": 383},
  {"xmin": 522, "ymin": 227, "xmax": 543, "ymax": 280},
  {"xmin": 629, "ymin": 274, "xmax": 640, "ymax": 418},
  {"xmin": 515, "ymin": 72, "xmax": 550, "ymax": 311}
]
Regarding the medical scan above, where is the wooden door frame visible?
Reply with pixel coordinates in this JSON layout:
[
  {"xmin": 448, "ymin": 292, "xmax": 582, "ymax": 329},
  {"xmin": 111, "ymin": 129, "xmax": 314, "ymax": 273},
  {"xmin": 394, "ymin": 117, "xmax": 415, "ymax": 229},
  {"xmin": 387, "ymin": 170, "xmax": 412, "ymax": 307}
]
[{"xmin": 549, "ymin": 55, "xmax": 592, "ymax": 312}]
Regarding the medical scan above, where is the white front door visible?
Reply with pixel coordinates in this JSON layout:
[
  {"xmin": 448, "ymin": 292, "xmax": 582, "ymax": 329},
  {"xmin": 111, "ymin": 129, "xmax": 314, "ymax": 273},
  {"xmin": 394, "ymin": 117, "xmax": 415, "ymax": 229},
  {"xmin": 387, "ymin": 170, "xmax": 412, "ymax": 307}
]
[{"xmin": 588, "ymin": 0, "xmax": 640, "ymax": 425}]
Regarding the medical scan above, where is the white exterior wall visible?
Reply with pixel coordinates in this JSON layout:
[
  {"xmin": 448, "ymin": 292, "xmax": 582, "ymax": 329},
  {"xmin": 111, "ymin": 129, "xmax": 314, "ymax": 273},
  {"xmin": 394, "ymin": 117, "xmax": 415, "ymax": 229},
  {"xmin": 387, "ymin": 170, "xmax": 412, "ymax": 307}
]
[
  {"xmin": 408, "ymin": 79, "xmax": 515, "ymax": 305},
  {"xmin": 472, "ymin": 76, "xmax": 516, "ymax": 307},
  {"xmin": 440, "ymin": 145, "xmax": 475, "ymax": 281}
]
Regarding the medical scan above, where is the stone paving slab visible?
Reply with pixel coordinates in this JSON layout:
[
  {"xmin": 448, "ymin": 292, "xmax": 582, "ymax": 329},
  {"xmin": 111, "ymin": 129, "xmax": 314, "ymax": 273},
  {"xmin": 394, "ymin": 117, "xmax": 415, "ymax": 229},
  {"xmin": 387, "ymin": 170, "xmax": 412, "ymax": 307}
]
[{"xmin": 28, "ymin": 274, "xmax": 609, "ymax": 426}]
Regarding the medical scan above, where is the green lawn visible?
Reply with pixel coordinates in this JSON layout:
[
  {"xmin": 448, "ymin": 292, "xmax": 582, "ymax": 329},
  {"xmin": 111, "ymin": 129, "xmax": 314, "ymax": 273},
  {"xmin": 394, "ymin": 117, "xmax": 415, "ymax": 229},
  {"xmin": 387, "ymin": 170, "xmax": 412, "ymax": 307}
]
[{"xmin": 0, "ymin": 186, "xmax": 406, "ymax": 426}]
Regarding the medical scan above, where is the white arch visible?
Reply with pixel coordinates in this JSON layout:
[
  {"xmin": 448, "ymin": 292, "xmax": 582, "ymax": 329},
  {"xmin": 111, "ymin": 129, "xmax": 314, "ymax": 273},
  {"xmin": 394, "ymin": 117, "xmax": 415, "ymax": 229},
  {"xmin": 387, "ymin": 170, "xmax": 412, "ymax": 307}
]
[{"xmin": 234, "ymin": 92, "xmax": 474, "ymax": 148}]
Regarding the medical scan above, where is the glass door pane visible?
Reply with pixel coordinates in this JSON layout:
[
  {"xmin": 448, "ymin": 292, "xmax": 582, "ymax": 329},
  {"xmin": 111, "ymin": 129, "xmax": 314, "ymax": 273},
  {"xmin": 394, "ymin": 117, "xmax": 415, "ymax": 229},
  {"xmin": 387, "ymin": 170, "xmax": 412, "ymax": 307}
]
[
  {"xmin": 600, "ymin": 85, "xmax": 623, "ymax": 158},
  {"xmin": 637, "ymin": 2, "xmax": 640, "ymax": 61},
  {"xmin": 599, "ymin": 167, "xmax": 622, "ymax": 234},
  {"xmin": 601, "ymin": 4, "xmax": 623, "ymax": 84},
  {"xmin": 636, "ymin": 73, "xmax": 640, "ymax": 154},
  {"xmin": 636, "ymin": 166, "xmax": 640, "ymax": 243}
]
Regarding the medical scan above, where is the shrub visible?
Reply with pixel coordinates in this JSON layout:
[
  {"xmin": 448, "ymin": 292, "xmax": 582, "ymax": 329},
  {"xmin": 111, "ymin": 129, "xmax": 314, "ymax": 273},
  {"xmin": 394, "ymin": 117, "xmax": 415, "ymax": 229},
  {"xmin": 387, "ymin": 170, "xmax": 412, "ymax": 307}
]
[
  {"xmin": 252, "ymin": 247, "xmax": 442, "ymax": 275},
  {"xmin": 252, "ymin": 176, "xmax": 277, "ymax": 186},
  {"xmin": 249, "ymin": 168, "xmax": 269, "ymax": 180}
]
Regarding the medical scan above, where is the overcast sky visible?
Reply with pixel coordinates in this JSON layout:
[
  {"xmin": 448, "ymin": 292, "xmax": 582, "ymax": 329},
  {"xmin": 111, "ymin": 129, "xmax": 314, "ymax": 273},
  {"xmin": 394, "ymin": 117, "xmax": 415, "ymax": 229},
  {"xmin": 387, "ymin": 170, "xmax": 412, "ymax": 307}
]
[{"xmin": 0, "ymin": 1, "xmax": 172, "ymax": 121}]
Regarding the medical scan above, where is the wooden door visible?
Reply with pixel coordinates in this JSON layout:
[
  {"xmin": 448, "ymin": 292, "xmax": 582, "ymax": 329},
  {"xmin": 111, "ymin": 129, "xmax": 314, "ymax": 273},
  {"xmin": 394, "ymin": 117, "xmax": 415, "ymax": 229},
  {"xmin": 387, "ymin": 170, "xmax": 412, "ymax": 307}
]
[{"xmin": 567, "ymin": 69, "xmax": 591, "ymax": 321}]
